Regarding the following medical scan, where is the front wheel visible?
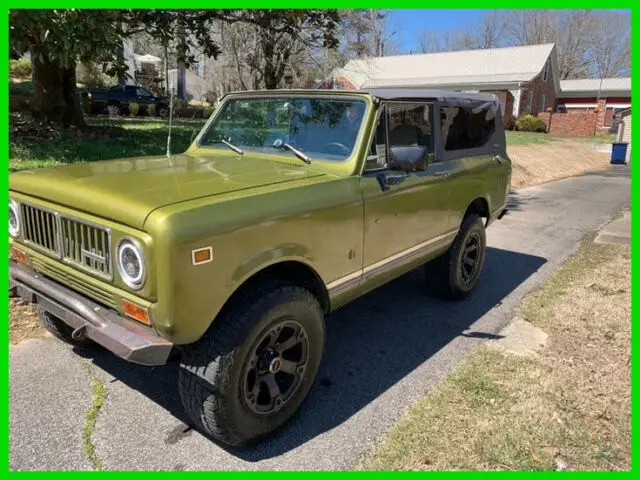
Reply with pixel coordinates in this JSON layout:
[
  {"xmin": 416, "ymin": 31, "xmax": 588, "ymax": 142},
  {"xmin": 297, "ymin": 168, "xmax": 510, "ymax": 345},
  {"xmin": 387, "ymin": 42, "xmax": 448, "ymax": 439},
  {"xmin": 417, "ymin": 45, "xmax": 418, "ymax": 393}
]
[
  {"xmin": 178, "ymin": 282, "xmax": 325, "ymax": 446},
  {"xmin": 36, "ymin": 305, "xmax": 91, "ymax": 348},
  {"xmin": 424, "ymin": 213, "xmax": 486, "ymax": 300}
]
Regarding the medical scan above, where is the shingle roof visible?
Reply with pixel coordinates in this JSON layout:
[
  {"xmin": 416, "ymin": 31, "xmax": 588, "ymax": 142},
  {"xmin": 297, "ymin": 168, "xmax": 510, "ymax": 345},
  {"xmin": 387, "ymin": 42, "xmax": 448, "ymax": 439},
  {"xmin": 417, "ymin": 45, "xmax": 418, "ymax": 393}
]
[
  {"xmin": 336, "ymin": 44, "xmax": 556, "ymax": 89},
  {"xmin": 559, "ymin": 78, "xmax": 631, "ymax": 94}
]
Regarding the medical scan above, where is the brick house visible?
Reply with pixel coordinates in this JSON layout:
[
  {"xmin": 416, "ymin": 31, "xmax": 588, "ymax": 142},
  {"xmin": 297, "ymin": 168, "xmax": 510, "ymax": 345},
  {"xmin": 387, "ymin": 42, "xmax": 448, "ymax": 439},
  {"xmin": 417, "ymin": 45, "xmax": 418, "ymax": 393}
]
[
  {"xmin": 556, "ymin": 78, "xmax": 631, "ymax": 131},
  {"xmin": 317, "ymin": 43, "xmax": 561, "ymax": 119}
]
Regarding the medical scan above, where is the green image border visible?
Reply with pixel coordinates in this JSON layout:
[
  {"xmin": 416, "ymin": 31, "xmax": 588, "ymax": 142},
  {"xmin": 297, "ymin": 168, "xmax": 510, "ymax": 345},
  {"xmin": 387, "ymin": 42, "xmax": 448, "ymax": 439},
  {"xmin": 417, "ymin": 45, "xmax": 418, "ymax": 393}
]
[{"xmin": 3, "ymin": 3, "xmax": 635, "ymax": 474}]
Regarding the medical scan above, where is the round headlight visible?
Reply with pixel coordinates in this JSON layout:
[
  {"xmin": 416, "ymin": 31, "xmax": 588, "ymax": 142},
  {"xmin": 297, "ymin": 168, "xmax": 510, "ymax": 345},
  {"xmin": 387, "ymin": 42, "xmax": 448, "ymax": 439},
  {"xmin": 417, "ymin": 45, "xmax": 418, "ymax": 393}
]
[
  {"xmin": 9, "ymin": 200, "xmax": 20, "ymax": 238},
  {"xmin": 117, "ymin": 238, "xmax": 146, "ymax": 289}
]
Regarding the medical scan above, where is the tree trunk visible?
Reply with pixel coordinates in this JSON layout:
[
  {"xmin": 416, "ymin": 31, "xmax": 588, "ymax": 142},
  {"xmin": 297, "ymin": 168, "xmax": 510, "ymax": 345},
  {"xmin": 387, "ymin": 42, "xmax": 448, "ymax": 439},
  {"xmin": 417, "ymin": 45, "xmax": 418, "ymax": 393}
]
[
  {"xmin": 31, "ymin": 54, "xmax": 85, "ymax": 128},
  {"xmin": 163, "ymin": 41, "xmax": 169, "ymax": 96}
]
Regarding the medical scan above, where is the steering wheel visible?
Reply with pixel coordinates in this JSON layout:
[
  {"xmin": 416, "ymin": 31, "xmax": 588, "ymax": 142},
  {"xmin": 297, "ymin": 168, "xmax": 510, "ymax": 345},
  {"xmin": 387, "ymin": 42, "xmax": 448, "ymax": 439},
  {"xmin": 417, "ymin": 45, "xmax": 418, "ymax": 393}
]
[{"xmin": 322, "ymin": 142, "xmax": 350, "ymax": 155}]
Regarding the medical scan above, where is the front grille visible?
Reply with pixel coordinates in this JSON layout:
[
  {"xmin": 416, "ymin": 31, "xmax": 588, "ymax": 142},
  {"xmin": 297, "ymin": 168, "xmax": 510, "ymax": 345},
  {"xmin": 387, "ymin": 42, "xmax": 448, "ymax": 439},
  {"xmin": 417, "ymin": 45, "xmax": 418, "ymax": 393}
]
[
  {"xmin": 60, "ymin": 217, "xmax": 111, "ymax": 279},
  {"xmin": 20, "ymin": 202, "xmax": 112, "ymax": 280},
  {"xmin": 30, "ymin": 257, "xmax": 116, "ymax": 309},
  {"xmin": 21, "ymin": 204, "xmax": 59, "ymax": 255}
]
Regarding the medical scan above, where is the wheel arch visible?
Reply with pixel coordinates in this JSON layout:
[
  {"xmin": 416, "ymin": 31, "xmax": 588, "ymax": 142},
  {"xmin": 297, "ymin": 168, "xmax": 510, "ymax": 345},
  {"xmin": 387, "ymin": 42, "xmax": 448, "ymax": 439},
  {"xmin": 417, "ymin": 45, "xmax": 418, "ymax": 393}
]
[
  {"xmin": 463, "ymin": 196, "xmax": 491, "ymax": 227},
  {"xmin": 211, "ymin": 259, "xmax": 330, "ymax": 331}
]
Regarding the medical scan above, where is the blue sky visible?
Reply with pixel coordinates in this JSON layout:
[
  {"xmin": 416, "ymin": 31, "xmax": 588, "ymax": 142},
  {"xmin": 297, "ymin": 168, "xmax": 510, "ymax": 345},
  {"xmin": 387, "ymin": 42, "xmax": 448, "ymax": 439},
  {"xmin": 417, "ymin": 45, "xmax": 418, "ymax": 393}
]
[
  {"xmin": 389, "ymin": 9, "xmax": 631, "ymax": 53},
  {"xmin": 390, "ymin": 9, "xmax": 485, "ymax": 52}
]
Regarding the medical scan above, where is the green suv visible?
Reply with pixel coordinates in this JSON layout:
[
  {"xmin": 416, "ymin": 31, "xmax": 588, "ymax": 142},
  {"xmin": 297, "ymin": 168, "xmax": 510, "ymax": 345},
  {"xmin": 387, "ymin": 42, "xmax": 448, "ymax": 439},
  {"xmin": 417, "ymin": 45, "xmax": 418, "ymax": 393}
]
[{"xmin": 9, "ymin": 88, "xmax": 511, "ymax": 446}]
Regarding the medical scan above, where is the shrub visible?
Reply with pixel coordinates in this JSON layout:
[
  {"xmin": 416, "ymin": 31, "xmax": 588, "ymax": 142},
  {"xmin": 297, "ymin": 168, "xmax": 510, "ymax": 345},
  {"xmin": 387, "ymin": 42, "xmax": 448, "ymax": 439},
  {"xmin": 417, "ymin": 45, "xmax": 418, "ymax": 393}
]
[
  {"xmin": 9, "ymin": 81, "xmax": 35, "ymax": 97},
  {"xmin": 516, "ymin": 114, "xmax": 547, "ymax": 133},
  {"xmin": 202, "ymin": 106, "xmax": 214, "ymax": 118},
  {"xmin": 147, "ymin": 103, "xmax": 156, "ymax": 117},
  {"xmin": 205, "ymin": 91, "xmax": 218, "ymax": 105},
  {"xmin": 128, "ymin": 102, "xmax": 140, "ymax": 117},
  {"xmin": 173, "ymin": 98, "xmax": 187, "ymax": 109},
  {"xmin": 78, "ymin": 62, "xmax": 118, "ymax": 89},
  {"xmin": 504, "ymin": 114, "xmax": 516, "ymax": 131},
  {"xmin": 10, "ymin": 58, "xmax": 32, "ymax": 79}
]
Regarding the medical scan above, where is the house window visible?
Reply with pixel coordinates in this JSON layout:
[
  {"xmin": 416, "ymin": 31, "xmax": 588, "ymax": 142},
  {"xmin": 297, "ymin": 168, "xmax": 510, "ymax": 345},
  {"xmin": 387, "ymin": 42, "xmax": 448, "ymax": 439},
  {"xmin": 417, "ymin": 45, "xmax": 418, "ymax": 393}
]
[
  {"xmin": 539, "ymin": 94, "xmax": 546, "ymax": 113},
  {"xmin": 542, "ymin": 60, "xmax": 549, "ymax": 82},
  {"xmin": 529, "ymin": 91, "xmax": 534, "ymax": 113}
]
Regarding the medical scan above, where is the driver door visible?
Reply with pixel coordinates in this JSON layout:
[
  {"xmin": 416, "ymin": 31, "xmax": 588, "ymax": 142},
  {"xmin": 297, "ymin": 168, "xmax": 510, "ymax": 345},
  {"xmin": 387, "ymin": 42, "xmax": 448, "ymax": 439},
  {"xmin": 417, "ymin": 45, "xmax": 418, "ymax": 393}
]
[{"xmin": 360, "ymin": 102, "xmax": 452, "ymax": 285}]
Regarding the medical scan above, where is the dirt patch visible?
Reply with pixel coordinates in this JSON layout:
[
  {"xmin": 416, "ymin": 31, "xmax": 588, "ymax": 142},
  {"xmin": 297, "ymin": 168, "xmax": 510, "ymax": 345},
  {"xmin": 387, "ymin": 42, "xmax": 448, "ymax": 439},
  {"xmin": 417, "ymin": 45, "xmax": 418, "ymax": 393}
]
[
  {"xmin": 360, "ymin": 239, "xmax": 630, "ymax": 471},
  {"xmin": 9, "ymin": 298, "xmax": 47, "ymax": 344},
  {"xmin": 509, "ymin": 139, "xmax": 611, "ymax": 190}
]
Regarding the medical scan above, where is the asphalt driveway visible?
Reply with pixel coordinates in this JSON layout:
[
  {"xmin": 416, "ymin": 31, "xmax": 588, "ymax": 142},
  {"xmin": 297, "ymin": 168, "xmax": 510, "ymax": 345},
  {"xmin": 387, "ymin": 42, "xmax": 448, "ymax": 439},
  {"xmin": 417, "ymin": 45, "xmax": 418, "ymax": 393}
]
[{"xmin": 9, "ymin": 166, "xmax": 631, "ymax": 471}]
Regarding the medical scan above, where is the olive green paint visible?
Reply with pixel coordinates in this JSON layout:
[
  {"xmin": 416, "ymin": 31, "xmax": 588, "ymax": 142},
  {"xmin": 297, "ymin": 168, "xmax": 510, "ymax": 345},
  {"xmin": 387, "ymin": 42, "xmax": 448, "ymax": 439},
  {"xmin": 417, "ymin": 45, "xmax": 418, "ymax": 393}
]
[{"xmin": 9, "ymin": 90, "xmax": 511, "ymax": 346}]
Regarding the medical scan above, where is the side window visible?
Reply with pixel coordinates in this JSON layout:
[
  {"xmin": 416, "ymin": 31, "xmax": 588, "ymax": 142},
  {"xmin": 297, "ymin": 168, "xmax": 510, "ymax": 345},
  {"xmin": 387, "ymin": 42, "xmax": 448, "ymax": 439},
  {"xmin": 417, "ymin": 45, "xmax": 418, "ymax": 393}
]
[
  {"xmin": 387, "ymin": 103, "xmax": 434, "ymax": 170},
  {"xmin": 136, "ymin": 87, "xmax": 152, "ymax": 97},
  {"xmin": 365, "ymin": 107, "xmax": 388, "ymax": 171},
  {"xmin": 440, "ymin": 106, "xmax": 496, "ymax": 151}
]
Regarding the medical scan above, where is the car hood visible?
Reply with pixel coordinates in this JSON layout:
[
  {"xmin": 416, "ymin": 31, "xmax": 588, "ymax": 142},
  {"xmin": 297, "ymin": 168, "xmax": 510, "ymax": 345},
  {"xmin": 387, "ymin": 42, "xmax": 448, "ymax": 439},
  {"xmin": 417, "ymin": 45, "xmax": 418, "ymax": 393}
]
[{"xmin": 9, "ymin": 153, "xmax": 326, "ymax": 229}]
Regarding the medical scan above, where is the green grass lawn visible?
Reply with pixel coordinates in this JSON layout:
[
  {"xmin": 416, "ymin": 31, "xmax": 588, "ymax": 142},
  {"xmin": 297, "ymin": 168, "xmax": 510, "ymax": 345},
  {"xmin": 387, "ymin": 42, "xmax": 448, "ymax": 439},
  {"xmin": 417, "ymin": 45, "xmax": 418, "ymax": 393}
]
[
  {"xmin": 506, "ymin": 131, "xmax": 616, "ymax": 146},
  {"xmin": 9, "ymin": 116, "xmax": 207, "ymax": 172},
  {"xmin": 360, "ymin": 238, "xmax": 630, "ymax": 471}
]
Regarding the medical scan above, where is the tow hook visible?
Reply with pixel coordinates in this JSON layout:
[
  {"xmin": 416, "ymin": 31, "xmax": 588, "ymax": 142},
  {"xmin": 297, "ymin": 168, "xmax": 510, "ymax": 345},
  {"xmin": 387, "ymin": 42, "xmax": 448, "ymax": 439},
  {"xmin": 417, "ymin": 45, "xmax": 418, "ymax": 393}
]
[{"xmin": 72, "ymin": 324, "xmax": 87, "ymax": 341}]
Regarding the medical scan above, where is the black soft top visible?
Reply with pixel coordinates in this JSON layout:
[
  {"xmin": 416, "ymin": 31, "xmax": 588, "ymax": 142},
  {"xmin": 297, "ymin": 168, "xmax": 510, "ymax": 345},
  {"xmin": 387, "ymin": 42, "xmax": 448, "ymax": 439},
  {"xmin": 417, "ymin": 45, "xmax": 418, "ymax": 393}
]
[{"xmin": 361, "ymin": 88, "xmax": 497, "ymax": 103}]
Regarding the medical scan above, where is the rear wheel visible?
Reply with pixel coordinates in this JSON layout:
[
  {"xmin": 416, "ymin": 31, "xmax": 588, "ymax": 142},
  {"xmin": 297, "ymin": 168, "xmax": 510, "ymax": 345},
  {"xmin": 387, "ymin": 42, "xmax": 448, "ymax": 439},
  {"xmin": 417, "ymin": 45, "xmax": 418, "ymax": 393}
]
[
  {"xmin": 424, "ymin": 213, "xmax": 486, "ymax": 300},
  {"xmin": 105, "ymin": 103, "xmax": 121, "ymax": 117},
  {"xmin": 157, "ymin": 105, "xmax": 169, "ymax": 118},
  {"xmin": 178, "ymin": 282, "xmax": 325, "ymax": 446}
]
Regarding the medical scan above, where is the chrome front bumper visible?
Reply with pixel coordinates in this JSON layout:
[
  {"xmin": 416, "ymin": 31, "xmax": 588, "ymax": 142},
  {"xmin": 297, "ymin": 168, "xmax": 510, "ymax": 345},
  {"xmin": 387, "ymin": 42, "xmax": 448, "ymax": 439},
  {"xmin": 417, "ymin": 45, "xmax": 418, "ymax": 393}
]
[{"xmin": 9, "ymin": 261, "xmax": 173, "ymax": 366}]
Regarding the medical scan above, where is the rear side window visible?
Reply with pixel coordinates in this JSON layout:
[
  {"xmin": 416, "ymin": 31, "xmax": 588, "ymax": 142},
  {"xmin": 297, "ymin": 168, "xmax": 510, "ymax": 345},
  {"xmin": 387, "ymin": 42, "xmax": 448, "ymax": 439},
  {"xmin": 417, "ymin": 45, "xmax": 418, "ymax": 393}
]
[{"xmin": 440, "ymin": 106, "xmax": 496, "ymax": 151}]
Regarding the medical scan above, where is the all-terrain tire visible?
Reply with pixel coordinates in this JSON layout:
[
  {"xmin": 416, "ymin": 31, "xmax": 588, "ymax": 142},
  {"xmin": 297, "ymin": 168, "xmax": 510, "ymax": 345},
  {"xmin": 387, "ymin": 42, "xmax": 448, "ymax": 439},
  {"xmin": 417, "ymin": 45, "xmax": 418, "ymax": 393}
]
[
  {"xmin": 424, "ymin": 213, "xmax": 486, "ymax": 300},
  {"xmin": 36, "ymin": 304, "xmax": 90, "ymax": 347},
  {"xmin": 178, "ymin": 281, "xmax": 325, "ymax": 447}
]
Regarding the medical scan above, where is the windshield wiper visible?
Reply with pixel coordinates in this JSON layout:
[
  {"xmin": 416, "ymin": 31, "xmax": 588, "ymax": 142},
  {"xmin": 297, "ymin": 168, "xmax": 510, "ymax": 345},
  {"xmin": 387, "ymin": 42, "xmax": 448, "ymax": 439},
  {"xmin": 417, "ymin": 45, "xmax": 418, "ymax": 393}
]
[
  {"xmin": 273, "ymin": 140, "xmax": 311, "ymax": 164},
  {"xmin": 219, "ymin": 139, "xmax": 244, "ymax": 155}
]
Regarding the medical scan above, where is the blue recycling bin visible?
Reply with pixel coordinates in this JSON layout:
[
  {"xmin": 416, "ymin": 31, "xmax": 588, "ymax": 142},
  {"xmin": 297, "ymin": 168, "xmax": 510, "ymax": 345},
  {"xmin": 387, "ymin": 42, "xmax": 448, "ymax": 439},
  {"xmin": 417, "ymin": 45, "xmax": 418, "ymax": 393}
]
[{"xmin": 611, "ymin": 142, "xmax": 628, "ymax": 164}]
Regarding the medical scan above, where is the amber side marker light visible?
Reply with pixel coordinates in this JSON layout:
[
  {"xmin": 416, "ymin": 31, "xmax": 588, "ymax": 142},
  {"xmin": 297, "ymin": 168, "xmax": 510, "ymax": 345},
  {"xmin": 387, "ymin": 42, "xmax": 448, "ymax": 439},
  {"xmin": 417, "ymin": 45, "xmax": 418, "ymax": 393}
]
[
  {"xmin": 122, "ymin": 299, "xmax": 151, "ymax": 326},
  {"xmin": 192, "ymin": 246, "xmax": 213, "ymax": 265}
]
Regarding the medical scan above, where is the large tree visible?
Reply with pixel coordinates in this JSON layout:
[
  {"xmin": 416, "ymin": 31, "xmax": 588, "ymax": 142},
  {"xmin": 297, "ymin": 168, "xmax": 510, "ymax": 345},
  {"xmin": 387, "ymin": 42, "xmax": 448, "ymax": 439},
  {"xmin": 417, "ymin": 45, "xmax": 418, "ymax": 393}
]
[
  {"xmin": 10, "ymin": 9, "xmax": 342, "ymax": 125},
  {"xmin": 216, "ymin": 9, "xmax": 341, "ymax": 89},
  {"xmin": 9, "ymin": 10, "xmax": 223, "ymax": 126},
  {"xmin": 10, "ymin": 9, "xmax": 125, "ymax": 127}
]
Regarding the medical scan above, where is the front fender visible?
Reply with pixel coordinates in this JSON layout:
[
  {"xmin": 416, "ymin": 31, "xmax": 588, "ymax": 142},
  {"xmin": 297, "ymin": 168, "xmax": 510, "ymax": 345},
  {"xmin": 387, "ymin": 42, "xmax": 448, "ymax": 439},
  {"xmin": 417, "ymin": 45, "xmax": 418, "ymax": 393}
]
[{"xmin": 144, "ymin": 177, "xmax": 363, "ymax": 345}]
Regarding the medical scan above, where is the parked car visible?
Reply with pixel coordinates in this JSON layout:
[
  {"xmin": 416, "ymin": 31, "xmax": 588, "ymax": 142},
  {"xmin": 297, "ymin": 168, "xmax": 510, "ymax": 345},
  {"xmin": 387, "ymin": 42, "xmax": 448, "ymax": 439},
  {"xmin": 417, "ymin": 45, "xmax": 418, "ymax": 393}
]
[
  {"xmin": 9, "ymin": 88, "xmax": 511, "ymax": 447},
  {"xmin": 84, "ymin": 85, "xmax": 169, "ymax": 117}
]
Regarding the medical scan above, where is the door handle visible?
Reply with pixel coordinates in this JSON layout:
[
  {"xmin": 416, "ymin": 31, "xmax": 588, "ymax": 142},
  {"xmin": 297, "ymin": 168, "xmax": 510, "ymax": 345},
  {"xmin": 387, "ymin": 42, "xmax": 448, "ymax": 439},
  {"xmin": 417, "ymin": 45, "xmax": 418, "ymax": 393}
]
[
  {"xmin": 494, "ymin": 154, "xmax": 504, "ymax": 164},
  {"xmin": 433, "ymin": 171, "xmax": 450, "ymax": 177}
]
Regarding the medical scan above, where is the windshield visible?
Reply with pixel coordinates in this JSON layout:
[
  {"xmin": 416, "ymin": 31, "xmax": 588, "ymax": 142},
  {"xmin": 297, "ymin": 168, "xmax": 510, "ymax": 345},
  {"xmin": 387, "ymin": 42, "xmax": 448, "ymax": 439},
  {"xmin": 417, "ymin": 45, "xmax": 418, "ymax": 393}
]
[{"xmin": 199, "ymin": 96, "xmax": 367, "ymax": 161}]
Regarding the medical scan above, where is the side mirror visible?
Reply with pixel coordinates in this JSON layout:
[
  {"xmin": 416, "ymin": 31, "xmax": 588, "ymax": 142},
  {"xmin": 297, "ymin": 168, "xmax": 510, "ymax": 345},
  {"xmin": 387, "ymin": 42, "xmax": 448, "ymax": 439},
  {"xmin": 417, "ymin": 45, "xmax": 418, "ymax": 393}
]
[{"xmin": 376, "ymin": 171, "xmax": 407, "ymax": 191}]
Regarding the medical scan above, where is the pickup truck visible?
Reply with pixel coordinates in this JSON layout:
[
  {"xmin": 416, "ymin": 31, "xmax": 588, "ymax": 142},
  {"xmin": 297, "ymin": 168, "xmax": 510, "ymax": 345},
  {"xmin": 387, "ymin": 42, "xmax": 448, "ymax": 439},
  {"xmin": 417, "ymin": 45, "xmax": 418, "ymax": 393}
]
[
  {"xmin": 9, "ymin": 88, "xmax": 511, "ymax": 447},
  {"xmin": 84, "ymin": 85, "xmax": 170, "ymax": 117}
]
